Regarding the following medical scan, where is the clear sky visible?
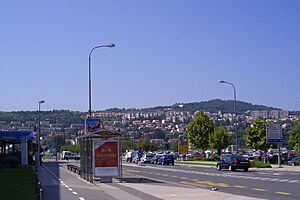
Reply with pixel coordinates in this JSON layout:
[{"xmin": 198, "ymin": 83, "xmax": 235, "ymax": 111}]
[{"xmin": 0, "ymin": 1, "xmax": 299, "ymax": 112}]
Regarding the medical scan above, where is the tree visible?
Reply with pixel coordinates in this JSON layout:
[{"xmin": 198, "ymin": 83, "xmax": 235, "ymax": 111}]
[
  {"xmin": 245, "ymin": 119, "xmax": 271, "ymax": 162},
  {"xmin": 288, "ymin": 119, "xmax": 300, "ymax": 152},
  {"xmin": 209, "ymin": 126, "xmax": 232, "ymax": 156},
  {"xmin": 186, "ymin": 111, "xmax": 215, "ymax": 152},
  {"xmin": 152, "ymin": 129, "xmax": 166, "ymax": 139}
]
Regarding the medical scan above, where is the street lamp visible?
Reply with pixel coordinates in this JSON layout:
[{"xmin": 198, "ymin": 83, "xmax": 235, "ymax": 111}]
[
  {"xmin": 218, "ymin": 80, "xmax": 238, "ymax": 154},
  {"xmin": 88, "ymin": 44, "xmax": 115, "ymax": 116},
  {"xmin": 37, "ymin": 100, "xmax": 45, "ymax": 167}
]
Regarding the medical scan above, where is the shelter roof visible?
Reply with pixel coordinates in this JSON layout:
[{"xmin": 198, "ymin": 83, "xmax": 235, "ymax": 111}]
[{"xmin": 0, "ymin": 130, "xmax": 34, "ymax": 141}]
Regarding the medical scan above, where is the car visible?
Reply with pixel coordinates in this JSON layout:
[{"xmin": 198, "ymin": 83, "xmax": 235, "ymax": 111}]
[
  {"xmin": 125, "ymin": 151, "xmax": 134, "ymax": 162},
  {"xmin": 150, "ymin": 154, "xmax": 162, "ymax": 164},
  {"xmin": 217, "ymin": 155, "xmax": 250, "ymax": 172},
  {"xmin": 157, "ymin": 154, "xmax": 175, "ymax": 165},
  {"xmin": 287, "ymin": 156, "xmax": 300, "ymax": 166},
  {"xmin": 61, "ymin": 151, "xmax": 80, "ymax": 160},
  {"xmin": 141, "ymin": 154, "xmax": 154, "ymax": 163},
  {"xmin": 282, "ymin": 156, "xmax": 297, "ymax": 164}
]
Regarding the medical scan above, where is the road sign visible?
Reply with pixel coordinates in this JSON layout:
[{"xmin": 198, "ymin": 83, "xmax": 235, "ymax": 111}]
[{"xmin": 266, "ymin": 124, "xmax": 282, "ymax": 143}]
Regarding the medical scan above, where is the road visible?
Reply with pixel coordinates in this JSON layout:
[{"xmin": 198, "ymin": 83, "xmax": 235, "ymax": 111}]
[
  {"xmin": 122, "ymin": 162, "xmax": 300, "ymax": 200},
  {"xmin": 38, "ymin": 160, "xmax": 300, "ymax": 200}
]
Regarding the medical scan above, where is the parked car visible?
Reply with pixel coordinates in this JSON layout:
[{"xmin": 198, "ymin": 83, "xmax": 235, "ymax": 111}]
[
  {"xmin": 282, "ymin": 156, "xmax": 297, "ymax": 164},
  {"xmin": 61, "ymin": 151, "xmax": 80, "ymax": 160},
  {"xmin": 150, "ymin": 154, "xmax": 162, "ymax": 164},
  {"xmin": 141, "ymin": 154, "xmax": 154, "ymax": 163},
  {"xmin": 287, "ymin": 156, "xmax": 300, "ymax": 166},
  {"xmin": 157, "ymin": 154, "xmax": 175, "ymax": 165},
  {"xmin": 216, "ymin": 155, "xmax": 250, "ymax": 171}
]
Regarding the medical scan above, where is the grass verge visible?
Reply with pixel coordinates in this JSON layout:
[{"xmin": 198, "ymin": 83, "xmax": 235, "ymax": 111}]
[{"xmin": 0, "ymin": 167, "xmax": 36, "ymax": 200}]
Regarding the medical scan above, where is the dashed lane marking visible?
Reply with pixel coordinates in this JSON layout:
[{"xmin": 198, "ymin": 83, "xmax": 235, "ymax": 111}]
[
  {"xmin": 79, "ymin": 197, "xmax": 85, "ymax": 200},
  {"xmin": 68, "ymin": 188, "xmax": 73, "ymax": 191},
  {"xmin": 73, "ymin": 192, "xmax": 78, "ymax": 195},
  {"xmin": 252, "ymin": 188, "xmax": 267, "ymax": 192},
  {"xmin": 274, "ymin": 192, "xmax": 291, "ymax": 195},
  {"xmin": 180, "ymin": 181, "xmax": 209, "ymax": 188},
  {"xmin": 234, "ymin": 185, "xmax": 247, "ymax": 188}
]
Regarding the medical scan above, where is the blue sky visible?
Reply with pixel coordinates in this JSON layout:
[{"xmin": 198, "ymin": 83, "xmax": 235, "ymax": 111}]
[{"xmin": 0, "ymin": 1, "xmax": 299, "ymax": 111}]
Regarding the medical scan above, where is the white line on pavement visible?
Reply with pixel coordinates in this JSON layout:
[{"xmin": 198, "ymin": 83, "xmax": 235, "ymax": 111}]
[
  {"xmin": 68, "ymin": 188, "xmax": 73, "ymax": 191},
  {"xmin": 73, "ymin": 192, "xmax": 78, "ymax": 195},
  {"xmin": 79, "ymin": 197, "xmax": 85, "ymax": 200}
]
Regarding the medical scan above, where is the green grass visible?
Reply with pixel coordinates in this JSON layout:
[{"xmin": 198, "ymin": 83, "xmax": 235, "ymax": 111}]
[{"xmin": 0, "ymin": 167, "xmax": 36, "ymax": 200}]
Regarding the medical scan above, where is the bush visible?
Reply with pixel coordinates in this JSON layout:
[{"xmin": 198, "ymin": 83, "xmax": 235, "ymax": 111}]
[
  {"xmin": 251, "ymin": 160, "xmax": 272, "ymax": 168},
  {"xmin": 4, "ymin": 156, "xmax": 19, "ymax": 168}
]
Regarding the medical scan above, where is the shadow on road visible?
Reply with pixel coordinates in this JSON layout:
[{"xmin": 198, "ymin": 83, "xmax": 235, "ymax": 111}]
[
  {"xmin": 38, "ymin": 160, "xmax": 65, "ymax": 200},
  {"xmin": 119, "ymin": 177, "xmax": 163, "ymax": 184}
]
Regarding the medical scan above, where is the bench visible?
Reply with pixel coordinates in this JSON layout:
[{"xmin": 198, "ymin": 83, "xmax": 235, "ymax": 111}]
[{"xmin": 67, "ymin": 164, "xmax": 81, "ymax": 175}]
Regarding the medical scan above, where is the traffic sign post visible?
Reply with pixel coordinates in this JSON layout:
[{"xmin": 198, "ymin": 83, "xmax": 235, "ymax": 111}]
[{"xmin": 266, "ymin": 124, "xmax": 283, "ymax": 168}]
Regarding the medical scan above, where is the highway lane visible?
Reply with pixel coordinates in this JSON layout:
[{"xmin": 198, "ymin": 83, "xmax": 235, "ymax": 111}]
[{"xmin": 123, "ymin": 162, "xmax": 300, "ymax": 200}]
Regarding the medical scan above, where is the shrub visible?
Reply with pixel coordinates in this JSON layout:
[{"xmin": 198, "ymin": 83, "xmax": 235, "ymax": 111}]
[{"xmin": 251, "ymin": 160, "xmax": 272, "ymax": 168}]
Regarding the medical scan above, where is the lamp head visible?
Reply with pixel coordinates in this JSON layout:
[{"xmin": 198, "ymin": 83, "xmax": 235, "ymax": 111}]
[
  {"xmin": 107, "ymin": 44, "xmax": 115, "ymax": 48},
  {"xmin": 39, "ymin": 100, "xmax": 45, "ymax": 104},
  {"xmin": 218, "ymin": 80, "xmax": 225, "ymax": 84}
]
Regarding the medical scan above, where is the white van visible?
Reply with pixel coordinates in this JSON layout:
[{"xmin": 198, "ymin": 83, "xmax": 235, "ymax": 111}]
[{"xmin": 62, "ymin": 151, "xmax": 80, "ymax": 160}]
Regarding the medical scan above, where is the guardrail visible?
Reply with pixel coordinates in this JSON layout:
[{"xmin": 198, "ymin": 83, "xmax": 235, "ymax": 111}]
[{"xmin": 67, "ymin": 164, "xmax": 81, "ymax": 175}]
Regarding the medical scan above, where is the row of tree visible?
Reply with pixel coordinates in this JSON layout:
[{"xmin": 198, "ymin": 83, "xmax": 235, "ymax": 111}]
[
  {"xmin": 186, "ymin": 111, "xmax": 300, "ymax": 159},
  {"xmin": 186, "ymin": 111, "xmax": 232, "ymax": 156}
]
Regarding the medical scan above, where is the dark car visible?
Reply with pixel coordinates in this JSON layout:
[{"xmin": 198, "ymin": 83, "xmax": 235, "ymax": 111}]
[
  {"xmin": 157, "ymin": 154, "xmax": 175, "ymax": 165},
  {"xmin": 217, "ymin": 155, "xmax": 250, "ymax": 172},
  {"xmin": 287, "ymin": 156, "xmax": 300, "ymax": 166},
  {"xmin": 282, "ymin": 156, "xmax": 297, "ymax": 164}
]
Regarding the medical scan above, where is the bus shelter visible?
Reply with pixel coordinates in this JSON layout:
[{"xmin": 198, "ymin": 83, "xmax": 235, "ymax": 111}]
[
  {"xmin": 79, "ymin": 130, "xmax": 122, "ymax": 183},
  {"xmin": 0, "ymin": 130, "xmax": 34, "ymax": 165}
]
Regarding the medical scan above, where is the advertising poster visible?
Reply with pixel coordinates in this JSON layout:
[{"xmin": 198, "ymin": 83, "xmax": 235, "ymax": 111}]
[
  {"xmin": 94, "ymin": 140, "xmax": 119, "ymax": 177},
  {"xmin": 85, "ymin": 118, "xmax": 101, "ymax": 133}
]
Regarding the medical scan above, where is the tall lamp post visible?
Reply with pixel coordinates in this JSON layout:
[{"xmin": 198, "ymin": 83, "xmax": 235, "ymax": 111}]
[
  {"xmin": 88, "ymin": 44, "xmax": 115, "ymax": 116},
  {"xmin": 37, "ymin": 100, "xmax": 45, "ymax": 167},
  {"xmin": 218, "ymin": 80, "xmax": 238, "ymax": 154}
]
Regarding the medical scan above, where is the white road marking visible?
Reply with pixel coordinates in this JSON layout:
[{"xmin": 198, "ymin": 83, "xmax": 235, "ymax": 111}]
[
  {"xmin": 289, "ymin": 180, "xmax": 298, "ymax": 183},
  {"xmin": 65, "ymin": 185, "xmax": 69, "ymax": 188},
  {"xmin": 73, "ymin": 192, "xmax": 78, "ymax": 195},
  {"xmin": 79, "ymin": 197, "xmax": 85, "ymax": 200},
  {"xmin": 68, "ymin": 188, "xmax": 73, "ymax": 191},
  {"xmin": 279, "ymin": 179, "xmax": 289, "ymax": 182}
]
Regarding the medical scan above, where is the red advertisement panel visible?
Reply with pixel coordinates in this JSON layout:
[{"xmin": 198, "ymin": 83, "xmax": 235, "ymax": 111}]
[{"xmin": 95, "ymin": 141, "xmax": 118, "ymax": 167}]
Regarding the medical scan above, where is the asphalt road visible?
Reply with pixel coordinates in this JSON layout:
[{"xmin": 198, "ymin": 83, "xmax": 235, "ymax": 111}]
[{"xmin": 122, "ymin": 162, "xmax": 300, "ymax": 200}]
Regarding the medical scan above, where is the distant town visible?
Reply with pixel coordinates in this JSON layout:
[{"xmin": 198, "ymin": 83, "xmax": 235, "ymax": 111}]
[{"xmin": 0, "ymin": 100, "xmax": 298, "ymax": 148}]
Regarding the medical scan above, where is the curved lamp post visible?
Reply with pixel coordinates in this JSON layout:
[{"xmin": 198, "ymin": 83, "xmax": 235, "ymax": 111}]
[
  {"xmin": 37, "ymin": 100, "xmax": 45, "ymax": 167},
  {"xmin": 218, "ymin": 80, "xmax": 238, "ymax": 154},
  {"xmin": 88, "ymin": 44, "xmax": 115, "ymax": 116}
]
